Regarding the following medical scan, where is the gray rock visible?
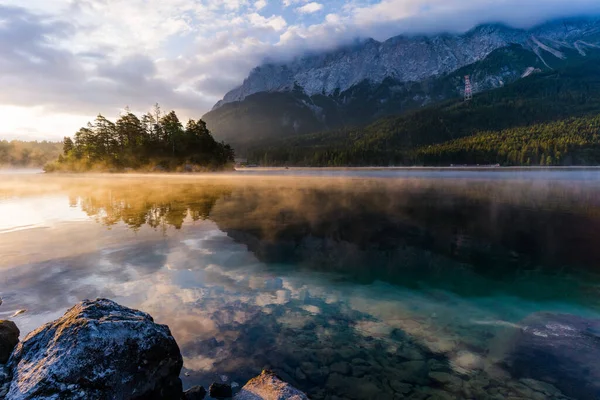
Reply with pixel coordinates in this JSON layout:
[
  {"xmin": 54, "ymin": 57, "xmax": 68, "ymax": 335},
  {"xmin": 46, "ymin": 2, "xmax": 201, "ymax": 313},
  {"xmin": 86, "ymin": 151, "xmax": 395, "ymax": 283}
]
[
  {"xmin": 7, "ymin": 298, "xmax": 183, "ymax": 400},
  {"xmin": 183, "ymin": 385, "xmax": 207, "ymax": 400},
  {"xmin": 428, "ymin": 372, "xmax": 461, "ymax": 386},
  {"xmin": 326, "ymin": 373, "xmax": 386, "ymax": 399},
  {"xmin": 314, "ymin": 347, "xmax": 336, "ymax": 365},
  {"xmin": 390, "ymin": 381, "xmax": 412, "ymax": 394},
  {"xmin": 451, "ymin": 351, "xmax": 484, "ymax": 373},
  {"xmin": 209, "ymin": 383, "xmax": 232, "ymax": 399},
  {"xmin": 352, "ymin": 365, "xmax": 371, "ymax": 378},
  {"xmin": 351, "ymin": 358, "xmax": 369, "ymax": 366},
  {"xmin": 505, "ymin": 382, "xmax": 546, "ymax": 400},
  {"xmin": 234, "ymin": 370, "xmax": 308, "ymax": 400},
  {"xmin": 299, "ymin": 361, "xmax": 327, "ymax": 384},
  {"xmin": 427, "ymin": 359, "xmax": 447, "ymax": 371},
  {"xmin": 330, "ymin": 361, "xmax": 351, "ymax": 375},
  {"xmin": 0, "ymin": 365, "xmax": 9, "ymax": 384},
  {"xmin": 399, "ymin": 360, "xmax": 427, "ymax": 381},
  {"xmin": 294, "ymin": 367, "xmax": 306, "ymax": 381},
  {"xmin": 0, "ymin": 365, "xmax": 9, "ymax": 398},
  {"xmin": 519, "ymin": 378, "xmax": 561, "ymax": 397},
  {"xmin": 502, "ymin": 312, "xmax": 600, "ymax": 400},
  {"xmin": 416, "ymin": 386, "xmax": 457, "ymax": 400},
  {"xmin": 397, "ymin": 345, "xmax": 424, "ymax": 361},
  {"xmin": 0, "ymin": 321, "xmax": 19, "ymax": 364}
]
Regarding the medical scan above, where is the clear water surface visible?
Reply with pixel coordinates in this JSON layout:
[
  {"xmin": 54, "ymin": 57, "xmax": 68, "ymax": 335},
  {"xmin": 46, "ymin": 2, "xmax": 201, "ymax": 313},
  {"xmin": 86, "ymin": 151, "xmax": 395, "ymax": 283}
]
[{"xmin": 1, "ymin": 169, "xmax": 600, "ymax": 400}]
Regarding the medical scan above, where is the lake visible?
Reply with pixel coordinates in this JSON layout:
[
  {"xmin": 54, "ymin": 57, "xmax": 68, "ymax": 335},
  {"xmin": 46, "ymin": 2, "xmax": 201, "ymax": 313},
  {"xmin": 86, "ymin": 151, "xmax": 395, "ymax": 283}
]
[{"xmin": 1, "ymin": 169, "xmax": 600, "ymax": 400}]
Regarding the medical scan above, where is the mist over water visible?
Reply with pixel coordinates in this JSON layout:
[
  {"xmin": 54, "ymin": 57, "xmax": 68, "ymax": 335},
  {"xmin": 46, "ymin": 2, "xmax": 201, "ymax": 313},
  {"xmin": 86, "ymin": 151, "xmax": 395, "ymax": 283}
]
[{"xmin": 1, "ymin": 170, "xmax": 600, "ymax": 399}]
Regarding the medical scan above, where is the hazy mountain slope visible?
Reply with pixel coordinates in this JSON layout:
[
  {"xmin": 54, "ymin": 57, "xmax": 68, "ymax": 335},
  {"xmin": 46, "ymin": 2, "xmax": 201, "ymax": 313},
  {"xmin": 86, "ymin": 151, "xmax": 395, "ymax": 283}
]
[
  {"xmin": 246, "ymin": 54, "xmax": 600, "ymax": 166},
  {"xmin": 200, "ymin": 89, "xmax": 336, "ymax": 149},
  {"xmin": 204, "ymin": 18, "xmax": 600, "ymax": 149}
]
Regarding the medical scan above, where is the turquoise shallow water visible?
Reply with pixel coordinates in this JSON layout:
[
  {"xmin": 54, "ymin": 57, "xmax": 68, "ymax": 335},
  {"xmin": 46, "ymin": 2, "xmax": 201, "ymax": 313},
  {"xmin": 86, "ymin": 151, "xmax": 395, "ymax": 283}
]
[{"xmin": 1, "ymin": 170, "xmax": 600, "ymax": 399}]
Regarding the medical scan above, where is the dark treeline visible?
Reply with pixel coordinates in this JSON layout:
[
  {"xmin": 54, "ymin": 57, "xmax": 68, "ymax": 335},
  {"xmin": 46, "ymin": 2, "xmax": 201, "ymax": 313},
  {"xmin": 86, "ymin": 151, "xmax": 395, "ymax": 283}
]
[
  {"xmin": 417, "ymin": 114, "xmax": 600, "ymax": 166},
  {"xmin": 0, "ymin": 140, "xmax": 62, "ymax": 167},
  {"xmin": 46, "ymin": 105, "xmax": 234, "ymax": 172}
]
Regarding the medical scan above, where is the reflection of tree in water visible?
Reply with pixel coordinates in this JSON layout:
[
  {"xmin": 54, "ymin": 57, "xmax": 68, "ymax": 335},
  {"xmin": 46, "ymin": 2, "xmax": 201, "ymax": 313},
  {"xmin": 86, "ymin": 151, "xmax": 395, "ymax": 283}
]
[
  {"xmin": 71, "ymin": 183, "xmax": 232, "ymax": 231},
  {"xmin": 62, "ymin": 177, "xmax": 600, "ymax": 276},
  {"xmin": 208, "ymin": 180, "xmax": 600, "ymax": 295}
]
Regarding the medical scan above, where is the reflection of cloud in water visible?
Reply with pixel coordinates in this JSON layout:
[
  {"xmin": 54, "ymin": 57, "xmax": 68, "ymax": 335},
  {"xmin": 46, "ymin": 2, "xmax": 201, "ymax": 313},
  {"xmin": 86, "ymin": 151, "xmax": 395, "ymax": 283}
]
[
  {"xmin": 0, "ymin": 195, "xmax": 89, "ymax": 233},
  {"xmin": 4, "ymin": 178, "xmax": 600, "ymax": 398}
]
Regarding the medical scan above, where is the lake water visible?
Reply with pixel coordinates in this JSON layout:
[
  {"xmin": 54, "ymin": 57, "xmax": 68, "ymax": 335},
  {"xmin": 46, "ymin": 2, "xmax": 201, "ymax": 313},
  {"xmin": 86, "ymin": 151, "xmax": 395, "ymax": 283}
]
[{"xmin": 1, "ymin": 170, "xmax": 600, "ymax": 400}]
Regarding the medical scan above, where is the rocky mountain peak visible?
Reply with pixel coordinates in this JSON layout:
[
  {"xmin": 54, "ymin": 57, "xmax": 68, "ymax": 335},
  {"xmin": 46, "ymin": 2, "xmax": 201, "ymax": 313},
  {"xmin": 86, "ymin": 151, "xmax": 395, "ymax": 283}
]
[{"xmin": 212, "ymin": 17, "xmax": 600, "ymax": 110}]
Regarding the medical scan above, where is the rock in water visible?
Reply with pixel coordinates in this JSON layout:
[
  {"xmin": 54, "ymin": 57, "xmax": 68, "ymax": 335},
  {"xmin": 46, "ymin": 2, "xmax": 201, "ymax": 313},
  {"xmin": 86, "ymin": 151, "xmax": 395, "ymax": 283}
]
[
  {"xmin": 209, "ymin": 383, "xmax": 233, "ymax": 399},
  {"xmin": 234, "ymin": 370, "xmax": 309, "ymax": 400},
  {"xmin": 7, "ymin": 298, "xmax": 183, "ymax": 400},
  {"xmin": 0, "ymin": 364, "xmax": 10, "ymax": 397},
  {"xmin": 183, "ymin": 385, "xmax": 207, "ymax": 400},
  {"xmin": 503, "ymin": 312, "xmax": 600, "ymax": 400},
  {"xmin": 0, "ymin": 321, "xmax": 19, "ymax": 364}
]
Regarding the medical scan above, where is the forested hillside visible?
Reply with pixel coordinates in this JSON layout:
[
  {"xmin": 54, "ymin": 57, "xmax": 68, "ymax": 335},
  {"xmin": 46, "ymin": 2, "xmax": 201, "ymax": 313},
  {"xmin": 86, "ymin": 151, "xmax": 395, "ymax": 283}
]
[
  {"xmin": 203, "ymin": 44, "xmax": 551, "ymax": 148},
  {"xmin": 0, "ymin": 140, "xmax": 62, "ymax": 168},
  {"xmin": 417, "ymin": 115, "xmax": 600, "ymax": 166},
  {"xmin": 248, "ymin": 56, "xmax": 600, "ymax": 166}
]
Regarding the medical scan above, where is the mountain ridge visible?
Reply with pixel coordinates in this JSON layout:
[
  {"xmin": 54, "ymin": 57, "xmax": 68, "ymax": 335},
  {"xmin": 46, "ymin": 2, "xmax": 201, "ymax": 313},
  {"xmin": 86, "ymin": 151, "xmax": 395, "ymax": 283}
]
[
  {"xmin": 212, "ymin": 17, "xmax": 600, "ymax": 110},
  {"xmin": 203, "ymin": 17, "xmax": 600, "ymax": 151},
  {"xmin": 246, "ymin": 54, "xmax": 600, "ymax": 166}
]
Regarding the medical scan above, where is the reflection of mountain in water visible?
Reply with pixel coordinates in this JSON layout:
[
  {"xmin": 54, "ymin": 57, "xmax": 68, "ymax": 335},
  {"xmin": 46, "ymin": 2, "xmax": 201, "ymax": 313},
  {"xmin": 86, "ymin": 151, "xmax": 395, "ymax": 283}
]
[
  {"xmin": 210, "ymin": 180, "xmax": 600, "ymax": 278},
  {"xmin": 5, "ymin": 175, "xmax": 600, "ymax": 400},
  {"xmin": 70, "ymin": 178, "xmax": 600, "ymax": 291}
]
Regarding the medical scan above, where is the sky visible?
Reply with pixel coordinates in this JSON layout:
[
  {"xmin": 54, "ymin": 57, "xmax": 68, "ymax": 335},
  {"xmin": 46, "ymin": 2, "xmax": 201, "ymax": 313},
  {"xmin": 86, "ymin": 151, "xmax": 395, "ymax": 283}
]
[{"xmin": 2, "ymin": 0, "xmax": 600, "ymax": 141}]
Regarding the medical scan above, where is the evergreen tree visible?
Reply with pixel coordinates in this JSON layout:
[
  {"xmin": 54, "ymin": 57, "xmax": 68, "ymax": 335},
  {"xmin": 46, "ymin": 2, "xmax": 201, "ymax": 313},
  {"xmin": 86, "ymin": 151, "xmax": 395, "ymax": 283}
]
[{"xmin": 47, "ymin": 105, "xmax": 235, "ymax": 172}]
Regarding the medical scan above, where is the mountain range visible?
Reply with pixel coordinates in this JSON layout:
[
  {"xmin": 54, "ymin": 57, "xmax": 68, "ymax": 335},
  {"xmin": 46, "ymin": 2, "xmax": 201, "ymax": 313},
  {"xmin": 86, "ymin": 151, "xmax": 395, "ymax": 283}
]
[{"xmin": 202, "ymin": 17, "xmax": 600, "ymax": 160}]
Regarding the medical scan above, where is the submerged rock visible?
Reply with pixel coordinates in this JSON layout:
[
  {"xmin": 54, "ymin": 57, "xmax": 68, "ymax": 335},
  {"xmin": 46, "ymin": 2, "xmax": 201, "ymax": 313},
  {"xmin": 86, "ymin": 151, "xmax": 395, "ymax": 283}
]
[
  {"xmin": 0, "ymin": 321, "xmax": 19, "ymax": 364},
  {"xmin": 234, "ymin": 370, "xmax": 309, "ymax": 400},
  {"xmin": 0, "ymin": 365, "xmax": 10, "ymax": 397},
  {"xmin": 7, "ymin": 298, "xmax": 183, "ymax": 400},
  {"xmin": 209, "ymin": 382, "xmax": 233, "ymax": 398},
  {"xmin": 503, "ymin": 312, "xmax": 600, "ymax": 400},
  {"xmin": 183, "ymin": 385, "xmax": 207, "ymax": 400}
]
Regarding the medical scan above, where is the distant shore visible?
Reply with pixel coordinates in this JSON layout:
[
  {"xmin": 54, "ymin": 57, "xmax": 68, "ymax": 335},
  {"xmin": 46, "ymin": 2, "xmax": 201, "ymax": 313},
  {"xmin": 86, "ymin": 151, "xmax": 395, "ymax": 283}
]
[
  {"xmin": 235, "ymin": 166, "xmax": 600, "ymax": 171},
  {"xmin": 3, "ymin": 166, "xmax": 600, "ymax": 178}
]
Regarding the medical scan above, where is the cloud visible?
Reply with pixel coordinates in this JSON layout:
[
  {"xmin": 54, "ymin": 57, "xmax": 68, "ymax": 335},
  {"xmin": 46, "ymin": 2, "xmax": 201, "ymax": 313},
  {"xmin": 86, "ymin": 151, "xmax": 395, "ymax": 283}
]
[
  {"xmin": 2, "ymin": 0, "xmax": 600, "ymax": 140},
  {"xmin": 0, "ymin": 4, "xmax": 211, "ymax": 120},
  {"xmin": 254, "ymin": 0, "xmax": 267, "ymax": 10},
  {"xmin": 248, "ymin": 13, "xmax": 287, "ymax": 31},
  {"xmin": 350, "ymin": 0, "xmax": 600, "ymax": 37},
  {"xmin": 296, "ymin": 2, "xmax": 324, "ymax": 14},
  {"xmin": 283, "ymin": 0, "xmax": 309, "ymax": 7}
]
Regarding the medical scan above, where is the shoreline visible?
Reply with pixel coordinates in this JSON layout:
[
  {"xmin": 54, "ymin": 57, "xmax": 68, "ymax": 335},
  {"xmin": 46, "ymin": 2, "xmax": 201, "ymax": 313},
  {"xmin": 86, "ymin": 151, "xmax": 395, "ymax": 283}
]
[
  {"xmin": 0, "ymin": 299, "xmax": 309, "ymax": 400},
  {"xmin": 235, "ymin": 165, "xmax": 600, "ymax": 171},
  {"xmin": 5, "ymin": 165, "xmax": 600, "ymax": 175}
]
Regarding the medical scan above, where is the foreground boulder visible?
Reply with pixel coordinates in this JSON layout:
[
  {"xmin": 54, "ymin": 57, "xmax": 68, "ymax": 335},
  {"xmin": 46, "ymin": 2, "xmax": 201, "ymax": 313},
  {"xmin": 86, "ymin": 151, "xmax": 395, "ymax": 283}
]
[
  {"xmin": 7, "ymin": 298, "xmax": 183, "ymax": 400},
  {"xmin": 503, "ymin": 312, "xmax": 600, "ymax": 400},
  {"xmin": 210, "ymin": 383, "xmax": 233, "ymax": 399},
  {"xmin": 0, "ymin": 321, "xmax": 19, "ymax": 364},
  {"xmin": 234, "ymin": 370, "xmax": 309, "ymax": 400},
  {"xmin": 183, "ymin": 385, "xmax": 207, "ymax": 400}
]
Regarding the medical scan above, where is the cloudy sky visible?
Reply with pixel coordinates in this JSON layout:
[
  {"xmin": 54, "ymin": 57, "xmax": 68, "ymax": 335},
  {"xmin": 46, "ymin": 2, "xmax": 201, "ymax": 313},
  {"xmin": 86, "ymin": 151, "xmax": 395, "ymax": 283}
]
[{"xmin": 2, "ymin": 0, "xmax": 600, "ymax": 141}]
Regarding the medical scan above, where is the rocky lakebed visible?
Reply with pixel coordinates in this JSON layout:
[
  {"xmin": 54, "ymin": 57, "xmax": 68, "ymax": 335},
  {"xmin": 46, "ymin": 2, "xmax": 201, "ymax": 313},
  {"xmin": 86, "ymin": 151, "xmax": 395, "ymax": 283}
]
[
  {"xmin": 0, "ymin": 299, "xmax": 308, "ymax": 400},
  {"xmin": 0, "ymin": 298, "xmax": 599, "ymax": 399},
  {"xmin": 0, "ymin": 299, "xmax": 600, "ymax": 400}
]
